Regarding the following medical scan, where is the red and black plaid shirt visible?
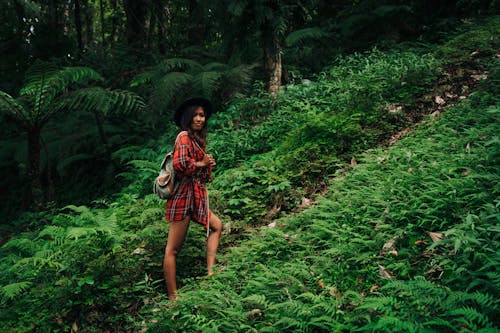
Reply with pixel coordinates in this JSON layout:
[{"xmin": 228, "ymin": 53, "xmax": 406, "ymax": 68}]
[{"xmin": 165, "ymin": 131, "xmax": 212, "ymax": 228}]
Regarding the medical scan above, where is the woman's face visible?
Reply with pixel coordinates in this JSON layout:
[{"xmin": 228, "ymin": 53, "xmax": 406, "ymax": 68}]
[{"xmin": 190, "ymin": 107, "xmax": 206, "ymax": 132}]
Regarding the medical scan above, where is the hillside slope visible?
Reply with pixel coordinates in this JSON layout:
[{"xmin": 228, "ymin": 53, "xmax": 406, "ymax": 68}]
[
  {"xmin": 0, "ymin": 17, "xmax": 498, "ymax": 333},
  {"xmin": 143, "ymin": 63, "xmax": 499, "ymax": 332}
]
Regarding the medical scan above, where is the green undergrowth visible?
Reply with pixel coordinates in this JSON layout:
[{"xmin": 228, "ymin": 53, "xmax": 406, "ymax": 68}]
[
  {"xmin": 142, "ymin": 63, "xmax": 499, "ymax": 332},
  {"xmin": 0, "ymin": 19, "xmax": 498, "ymax": 332}
]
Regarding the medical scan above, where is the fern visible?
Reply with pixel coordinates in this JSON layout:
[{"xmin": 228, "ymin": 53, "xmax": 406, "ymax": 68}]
[
  {"xmin": 285, "ymin": 27, "xmax": 330, "ymax": 47},
  {"xmin": 0, "ymin": 281, "xmax": 32, "ymax": 301}
]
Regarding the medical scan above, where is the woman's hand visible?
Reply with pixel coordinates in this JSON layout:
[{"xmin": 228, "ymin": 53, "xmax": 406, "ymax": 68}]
[{"xmin": 197, "ymin": 154, "xmax": 216, "ymax": 168}]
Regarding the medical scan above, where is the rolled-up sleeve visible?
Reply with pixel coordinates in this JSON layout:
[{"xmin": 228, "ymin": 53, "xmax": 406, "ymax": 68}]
[{"xmin": 173, "ymin": 133, "xmax": 197, "ymax": 176}]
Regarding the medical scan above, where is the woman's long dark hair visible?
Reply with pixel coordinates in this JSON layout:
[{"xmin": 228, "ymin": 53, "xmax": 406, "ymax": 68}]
[{"xmin": 179, "ymin": 104, "xmax": 208, "ymax": 147}]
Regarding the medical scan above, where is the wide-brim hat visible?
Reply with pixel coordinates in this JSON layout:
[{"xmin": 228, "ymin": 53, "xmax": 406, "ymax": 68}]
[{"xmin": 174, "ymin": 97, "xmax": 213, "ymax": 127}]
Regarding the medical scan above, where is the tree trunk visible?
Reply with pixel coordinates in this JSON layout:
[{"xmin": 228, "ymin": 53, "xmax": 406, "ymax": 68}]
[
  {"xmin": 27, "ymin": 127, "xmax": 44, "ymax": 208},
  {"xmin": 47, "ymin": 0, "xmax": 60, "ymax": 54},
  {"xmin": 74, "ymin": 0, "xmax": 84, "ymax": 55},
  {"xmin": 124, "ymin": 0, "xmax": 148, "ymax": 48},
  {"xmin": 100, "ymin": 0, "xmax": 106, "ymax": 46},
  {"xmin": 188, "ymin": 0, "xmax": 206, "ymax": 46},
  {"xmin": 110, "ymin": 0, "xmax": 118, "ymax": 45},
  {"xmin": 84, "ymin": 4, "xmax": 94, "ymax": 46},
  {"xmin": 157, "ymin": 0, "xmax": 167, "ymax": 54},
  {"xmin": 262, "ymin": 26, "xmax": 282, "ymax": 97}
]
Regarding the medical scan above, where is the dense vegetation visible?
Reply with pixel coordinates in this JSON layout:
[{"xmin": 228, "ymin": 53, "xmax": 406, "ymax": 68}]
[{"xmin": 0, "ymin": 1, "xmax": 499, "ymax": 332}]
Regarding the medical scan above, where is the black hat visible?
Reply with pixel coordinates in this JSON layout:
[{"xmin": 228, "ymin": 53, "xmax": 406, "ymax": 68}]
[{"xmin": 174, "ymin": 97, "xmax": 213, "ymax": 127}]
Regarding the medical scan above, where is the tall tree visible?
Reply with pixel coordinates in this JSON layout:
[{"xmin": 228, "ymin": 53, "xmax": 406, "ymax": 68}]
[
  {"xmin": 215, "ymin": 0, "xmax": 313, "ymax": 97},
  {"xmin": 123, "ymin": 0, "xmax": 148, "ymax": 48},
  {"xmin": 0, "ymin": 63, "xmax": 145, "ymax": 207}
]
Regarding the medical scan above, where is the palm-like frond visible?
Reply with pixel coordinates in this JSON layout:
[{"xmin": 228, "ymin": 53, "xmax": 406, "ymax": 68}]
[
  {"xmin": 285, "ymin": 27, "xmax": 330, "ymax": 47},
  {"xmin": 150, "ymin": 72, "xmax": 193, "ymax": 111},
  {"xmin": 19, "ymin": 63, "xmax": 104, "ymax": 124},
  {"xmin": 0, "ymin": 91, "xmax": 31, "ymax": 125},
  {"xmin": 193, "ymin": 71, "xmax": 223, "ymax": 98},
  {"xmin": 1, "ymin": 281, "xmax": 32, "ymax": 301},
  {"xmin": 156, "ymin": 58, "xmax": 203, "ymax": 74},
  {"xmin": 56, "ymin": 87, "xmax": 145, "ymax": 116}
]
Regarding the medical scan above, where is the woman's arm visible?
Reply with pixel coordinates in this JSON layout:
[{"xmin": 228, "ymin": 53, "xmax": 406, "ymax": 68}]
[{"xmin": 173, "ymin": 133, "xmax": 197, "ymax": 176}]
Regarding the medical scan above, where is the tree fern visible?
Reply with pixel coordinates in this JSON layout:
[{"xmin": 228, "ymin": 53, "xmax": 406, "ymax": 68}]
[{"xmin": 285, "ymin": 27, "xmax": 330, "ymax": 47}]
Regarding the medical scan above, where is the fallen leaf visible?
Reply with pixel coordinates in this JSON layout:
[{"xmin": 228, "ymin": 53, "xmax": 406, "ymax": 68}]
[
  {"xmin": 132, "ymin": 247, "xmax": 145, "ymax": 255},
  {"xmin": 388, "ymin": 250, "xmax": 398, "ymax": 256},
  {"xmin": 370, "ymin": 285, "xmax": 379, "ymax": 293},
  {"xmin": 318, "ymin": 280, "xmax": 325, "ymax": 288},
  {"xmin": 465, "ymin": 142, "xmax": 471, "ymax": 153},
  {"xmin": 71, "ymin": 322, "xmax": 78, "ymax": 332},
  {"xmin": 415, "ymin": 240, "xmax": 428, "ymax": 246},
  {"xmin": 461, "ymin": 169, "xmax": 472, "ymax": 177},
  {"xmin": 435, "ymin": 96, "xmax": 446, "ymax": 105},
  {"xmin": 408, "ymin": 167, "xmax": 414, "ymax": 173},
  {"xmin": 351, "ymin": 156, "xmax": 357, "ymax": 166},
  {"xmin": 299, "ymin": 198, "xmax": 312, "ymax": 209},
  {"xmin": 471, "ymin": 74, "xmax": 488, "ymax": 81},
  {"xmin": 267, "ymin": 222, "xmax": 277, "ymax": 228},
  {"xmin": 427, "ymin": 231, "xmax": 444, "ymax": 242},
  {"xmin": 382, "ymin": 238, "xmax": 397, "ymax": 251},
  {"xmin": 378, "ymin": 265, "xmax": 392, "ymax": 279}
]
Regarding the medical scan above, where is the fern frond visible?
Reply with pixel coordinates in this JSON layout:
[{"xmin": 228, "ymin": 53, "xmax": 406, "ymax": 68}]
[
  {"xmin": 56, "ymin": 87, "xmax": 145, "ymax": 116},
  {"xmin": 285, "ymin": 27, "xmax": 330, "ymax": 47},
  {"xmin": 150, "ymin": 71, "xmax": 193, "ymax": 111},
  {"xmin": 193, "ymin": 71, "xmax": 223, "ymax": 97},
  {"xmin": 0, "ymin": 91, "xmax": 31, "ymax": 124},
  {"xmin": 1, "ymin": 238, "xmax": 38, "ymax": 255},
  {"xmin": 19, "ymin": 64, "xmax": 103, "ymax": 124},
  {"xmin": 157, "ymin": 58, "xmax": 203, "ymax": 73},
  {"xmin": 1, "ymin": 281, "xmax": 32, "ymax": 301}
]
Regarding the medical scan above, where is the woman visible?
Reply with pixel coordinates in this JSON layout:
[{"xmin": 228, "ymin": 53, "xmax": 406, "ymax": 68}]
[{"xmin": 163, "ymin": 97, "xmax": 223, "ymax": 301}]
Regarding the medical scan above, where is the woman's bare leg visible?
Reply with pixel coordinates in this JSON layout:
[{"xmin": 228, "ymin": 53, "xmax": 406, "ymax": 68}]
[
  {"xmin": 207, "ymin": 211, "xmax": 222, "ymax": 275},
  {"xmin": 163, "ymin": 216, "xmax": 190, "ymax": 300}
]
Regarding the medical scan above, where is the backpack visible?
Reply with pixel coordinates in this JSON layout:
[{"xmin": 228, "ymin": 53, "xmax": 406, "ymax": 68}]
[{"xmin": 153, "ymin": 151, "xmax": 177, "ymax": 199}]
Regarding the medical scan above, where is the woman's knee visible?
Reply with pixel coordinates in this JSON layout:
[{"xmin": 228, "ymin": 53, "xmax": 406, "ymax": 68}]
[{"xmin": 209, "ymin": 213, "xmax": 222, "ymax": 232}]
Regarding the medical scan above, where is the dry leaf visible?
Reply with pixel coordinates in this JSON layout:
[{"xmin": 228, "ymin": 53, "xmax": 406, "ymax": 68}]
[
  {"xmin": 465, "ymin": 142, "xmax": 471, "ymax": 153},
  {"xmin": 369, "ymin": 285, "xmax": 379, "ymax": 293},
  {"xmin": 471, "ymin": 74, "xmax": 488, "ymax": 81},
  {"xmin": 351, "ymin": 157, "xmax": 357, "ymax": 166},
  {"xmin": 378, "ymin": 265, "xmax": 392, "ymax": 279},
  {"xmin": 408, "ymin": 167, "xmax": 414, "ymax": 173},
  {"xmin": 132, "ymin": 247, "xmax": 145, "ymax": 255},
  {"xmin": 299, "ymin": 198, "xmax": 312, "ymax": 209},
  {"xmin": 267, "ymin": 222, "xmax": 277, "ymax": 228},
  {"xmin": 461, "ymin": 169, "xmax": 472, "ymax": 177},
  {"xmin": 318, "ymin": 280, "xmax": 325, "ymax": 288},
  {"xmin": 388, "ymin": 250, "xmax": 398, "ymax": 256},
  {"xmin": 427, "ymin": 231, "xmax": 444, "ymax": 242},
  {"xmin": 71, "ymin": 322, "xmax": 78, "ymax": 332},
  {"xmin": 415, "ymin": 240, "xmax": 427, "ymax": 246},
  {"xmin": 435, "ymin": 96, "xmax": 446, "ymax": 105},
  {"xmin": 382, "ymin": 238, "xmax": 397, "ymax": 251}
]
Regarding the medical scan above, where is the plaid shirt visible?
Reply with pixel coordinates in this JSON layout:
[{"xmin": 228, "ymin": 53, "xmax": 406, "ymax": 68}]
[{"xmin": 165, "ymin": 131, "xmax": 212, "ymax": 228}]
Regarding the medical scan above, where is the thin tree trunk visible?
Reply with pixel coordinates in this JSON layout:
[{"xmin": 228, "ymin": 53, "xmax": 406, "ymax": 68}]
[
  {"xmin": 47, "ymin": 0, "xmax": 60, "ymax": 54},
  {"xmin": 147, "ymin": 9, "xmax": 156, "ymax": 49},
  {"xmin": 74, "ymin": 0, "xmax": 84, "ymax": 55},
  {"xmin": 262, "ymin": 26, "xmax": 282, "ymax": 97},
  {"xmin": 157, "ymin": 0, "xmax": 167, "ymax": 54},
  {"xmin": 85, "ymin": 4, "xmax": 94, "ymax": 46},
  {"xmin": 100, "ymin": 0, "xmax": 106, "ymax": 46},
  {"xmin": 124, "ymin": 0, "xmax": 148, "ymax": 48},
  {"xmin": 27, "ymin": 127, "xmax": 44, "ymax": 208},
  {"xmin": 110, "ymin": 0, "xmax": 118, "ymax": 45}
]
